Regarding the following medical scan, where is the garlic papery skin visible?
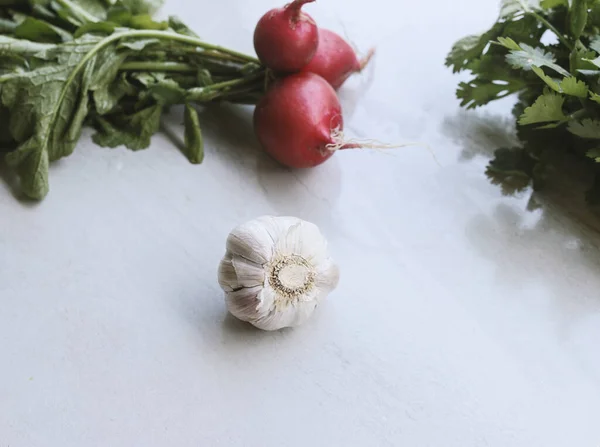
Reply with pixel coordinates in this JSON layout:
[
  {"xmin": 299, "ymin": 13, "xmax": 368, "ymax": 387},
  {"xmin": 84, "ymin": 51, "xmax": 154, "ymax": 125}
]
[{"xmin": 217, "ymin": 216, "xmax": 340, "ymax": 331}]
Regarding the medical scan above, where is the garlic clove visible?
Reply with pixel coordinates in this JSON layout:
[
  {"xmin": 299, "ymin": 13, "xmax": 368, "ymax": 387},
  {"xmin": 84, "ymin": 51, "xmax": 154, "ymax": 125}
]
[
  {"xmin": 314, "ymin": 258, "xmax": 340, "ymax": 293},
  {"xmin": 255, "ymin": 215, "xmax": 300, "ymax": 244},
  {"xmin": 253, "ymin": 299, "xmax": 316, "ymax": 331},
  {"xmin": 276, "ymin": 220, "xmax": 328, "ymax": 265},
  {"xmin": 256, "ymin": 283, "xmax": 277, "ymax": 314},
  {"xmin": 231, "ymin": 255, "xmax": 265, "ymax": 288},
  {"xmin": 225, "ymin": 285, "xmax": 263, "ymax": 323},
  {"xmin": 226, "ymin": 219, "xmax": 275, "ymax": 264},
  {"xmin": 218, "ymin": 256, "xmax": 265, "ymax": 291},
  {"xmin": 217, "ymin": 258, "xmax": 237, "ymax": 292}
]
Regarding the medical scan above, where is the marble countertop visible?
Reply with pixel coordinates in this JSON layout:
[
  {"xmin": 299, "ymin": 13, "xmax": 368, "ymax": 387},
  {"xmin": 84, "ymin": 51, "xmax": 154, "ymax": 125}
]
[{"xmin": 1, "ymin": 0, "xmax": 600, "ymax": 445}]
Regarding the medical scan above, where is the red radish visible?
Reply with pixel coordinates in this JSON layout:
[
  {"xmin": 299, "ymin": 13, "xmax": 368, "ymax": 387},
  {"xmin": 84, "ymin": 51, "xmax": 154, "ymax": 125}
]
[
  {"xmin": 253, "ymin": 0, "xmax": 319, "ymax": 73},
  {"xmin": 302, "ymin": 28, "xmax": 374, "ymax": 89},
  {"xmin": 253, "ymin": 72, "xmax": 354, "ymax": 168}
]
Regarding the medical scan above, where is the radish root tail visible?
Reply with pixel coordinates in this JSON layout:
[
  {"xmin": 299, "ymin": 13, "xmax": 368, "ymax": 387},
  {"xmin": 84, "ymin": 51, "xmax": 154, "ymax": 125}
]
[
  {"xmin": 359, "ymin": 48, "xmax": 376, "ymax": 71},
  {"xmin": 326, "ymin": 127, "xmax": 440, "ymax": 166}
]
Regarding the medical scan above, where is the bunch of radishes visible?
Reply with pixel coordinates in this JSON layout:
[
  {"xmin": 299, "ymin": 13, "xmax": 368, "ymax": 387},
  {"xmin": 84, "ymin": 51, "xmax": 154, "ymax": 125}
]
[{"xmin": 252, "ymin": 0, "xmax": 373, "ymax": 168}]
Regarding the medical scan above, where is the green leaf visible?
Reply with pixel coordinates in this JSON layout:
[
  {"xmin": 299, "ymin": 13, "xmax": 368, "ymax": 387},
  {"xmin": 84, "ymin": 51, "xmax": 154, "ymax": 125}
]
[
  {"xmin": 168, "ymin": 15, "xmax": 198, "ymax": 37},
  {"xmin": 506, "ymin": 43, "xmax": 571, "ymax": 77},
  {"xmin": 183, "ymin": 103, "xmax": 203, "ymax": 164},
  {"xmin": 14, "ymin": 17, "xmax": 72, "ymax": 43},
  {"xmin": 148, "ymin": 78, "xmax": 186, "ymax": 104},
  {"xmin": 499, "ymin": 0, "xmax": 527, "ymax": 18},
  {"xmin": 92, "ymin": 104, "xmax": 162, "ymax": 150},
  {"xmin": 1, "ymin": 37, "xmax": 104, "ymax": 199},
  {"xmin": 456, "ymin": 78, "xmax": 525, "ymax": 109},
  {"xmin": 68, "ymin": 0, "xmax": 108, "ymax": 21},
  {"xmin": 497, "ymin": 36, "xmax": 521, "ymax": 51},
  {"xmin": 445, "ymin": 22, "xmax": 504, "ymax": 73},
  {"xmin": 197, "ymin": 69, "xmax": 213, "ymax": 86},
  {"xmin": 541, "ymin": 0, "xmax": 568, "ymax": 8},
  {"xmin": 0, "ymin": 17, "xmax": 16, "ymax": 32},
  {"xmin": 93, "ymin": 74, "xmax": 136, "ymax": 114},
  {"xmin": 591, "ymin": 36, "xmax": 600, "ymax": 54},
  {"xmin": 531, "ymin": 66, "xmax": 561, "ymax": 92},
  {"xmin": 585, "ymin": 148, "xmax": 600, "ymax": 161},
  {"xmin": 567, "ymin": 119, "xmax": 600, "ymax": 138},
  {"xmin": 570, "ymin": 0, "xmax": 588, "ymax": 39},
  {"xmin": 0, "ymin": 35, "xmax": 54, "ymax": 56},
  {"xmin": 128, "ymin": 14, "xmax": 168, "ymax": 30},
  {"xmin": 559, "ymin": 76, "xmax": 588, "ymax": 97},
  {"xmin": 106, "ymin": 6, "xmax": 132, "ymax": 25},
  {"xmin": 89, "ymin": 48, "xmax": 130, "ymax": 113},
  {"xmin": 120, "ymin": 0, "xmax": 164, "ymax": 15},
  {"xmin": 73, "ymin": 21, "xmax": 116, "ymax": 38},
  {"xmin": 518, "ymin": 90, "xmax": 567, "ymax": 125},
  {"xmin": 590, "ymin": 91, "xmax": 600, "ymax": 104},
  {"xmin": 5, "ymin": 140, "xmax": 50, "ymax": 200},
  {"xmin": 570, "ymin": 42, "xmax": 598, "ymax": 73},
  {"xmin": 0, "ymin": 53, "xmax": 27, "ymax": 75},
  {"xmin": 578, "ymin": 69, "xmax": 600, "ymax": 75}
]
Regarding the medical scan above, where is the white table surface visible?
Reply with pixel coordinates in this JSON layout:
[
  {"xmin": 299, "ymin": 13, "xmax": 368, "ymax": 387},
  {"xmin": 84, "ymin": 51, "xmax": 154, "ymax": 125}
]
[{"xmin": 2, "ymin": 1, "xmax": 600, "ymax": 446}]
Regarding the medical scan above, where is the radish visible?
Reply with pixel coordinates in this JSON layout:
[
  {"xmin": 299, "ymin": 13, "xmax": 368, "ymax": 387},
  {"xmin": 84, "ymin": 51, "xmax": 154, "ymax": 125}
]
[
  {"xmin": 253, "ymin": 0, "xmax": 319, "ymax": 73},
  {"xmin": 254, "ymin": 72, "xmax": 433, "ymax": 168},
  {"xmin": 253, "ymin": 72, "xmax": 356, "ymax": 168},
  {"xmin": 302, "ymin": 28, "xmax": 374, "ymax": 89}
]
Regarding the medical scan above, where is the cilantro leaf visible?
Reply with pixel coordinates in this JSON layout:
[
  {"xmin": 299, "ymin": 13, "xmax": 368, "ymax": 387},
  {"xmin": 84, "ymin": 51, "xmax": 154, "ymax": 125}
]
[
  {"xmin": 541, "ymin": 0, "xmax": 568, "ymax": 8},
  {"xmin": 590, "ymin": 91, "xmax": 600, "ymax": 104},
  {"xmin": 585, "ymin": 148, "xmax": 600, "ymax": 161},
  {"xmin": 505, "ymin": 43, "xmax": 571, "ymax": 77},
  {"xmin": 532, "ymin": 66, "xmax": 561, "ymax": 91},
  {"xmin": 518, "ymin": 90, "xmax": 567, "ymax": 125},
  {"xmin": 457, "ymin": 79, "xmax": 525, "ymax": 109},
  {"xmin": 570, "ymin": 0, "xmax": 588, "ymax": 39},
  {"xmin": 445, "ymin": 27, "xmax": 501, "ymax": 73},
  {"xmin": 559, "ymin": 76, "xmax": 588, "ymax": 97},
  {"xmin": 567, "ymin": 119, "xmax": 600, "ymax": 139}
]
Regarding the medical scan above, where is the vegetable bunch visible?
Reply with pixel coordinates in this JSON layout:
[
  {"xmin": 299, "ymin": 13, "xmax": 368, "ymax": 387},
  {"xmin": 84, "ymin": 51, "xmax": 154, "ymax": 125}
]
[
  {"xmin": 447, "ymin": 0, "xmax": 600, "ymax": 202},
  {"xmin": 0, "ymin": 0, "xmax": 373, "ymax": 201},
  {"xmin": 0, "ymin": 0, "xmax": 266, "ymax": 200},
  {"xmin": 251, "ymin": 0, "xmax": 374, "ymax": 169}
]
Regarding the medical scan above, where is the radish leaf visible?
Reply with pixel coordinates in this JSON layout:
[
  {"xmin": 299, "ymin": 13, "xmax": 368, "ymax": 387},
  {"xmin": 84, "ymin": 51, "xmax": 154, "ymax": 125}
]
[{"xmin": 183, "ymin": 103, "xmax": 204, "ymax": 164}]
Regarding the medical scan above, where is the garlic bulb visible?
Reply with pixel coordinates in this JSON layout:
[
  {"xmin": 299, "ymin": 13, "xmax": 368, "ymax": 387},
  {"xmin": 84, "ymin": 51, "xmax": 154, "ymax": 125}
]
[{"xmin": 218, "ymin": 216, "xmax": 340, "ymax": 331}]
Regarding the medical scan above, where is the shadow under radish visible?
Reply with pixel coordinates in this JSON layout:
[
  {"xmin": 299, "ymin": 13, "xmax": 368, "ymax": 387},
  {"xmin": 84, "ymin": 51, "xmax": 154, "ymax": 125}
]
[{"xmin": 190, "ymin": 100, "xmax": 344, "ymax": 226}]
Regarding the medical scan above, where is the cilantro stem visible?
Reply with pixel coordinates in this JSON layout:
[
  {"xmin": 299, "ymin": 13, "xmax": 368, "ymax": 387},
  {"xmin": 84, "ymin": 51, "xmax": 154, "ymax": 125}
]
[
  {"xmin": 529, "ymin": 10, "xmax": 573, "ymax": 50},
  {"xmin": 514, "ymin": 0, "xmax": 572, "ymax": 49}
]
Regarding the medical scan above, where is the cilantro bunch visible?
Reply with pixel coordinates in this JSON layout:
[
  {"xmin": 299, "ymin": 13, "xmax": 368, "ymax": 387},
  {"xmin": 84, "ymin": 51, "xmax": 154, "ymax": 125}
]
[
  {"xmin": 446, "ymin": 0, "xmax": 600, "ymax": 202},
  {"xmin": 0, "ymin": 0, "xmax": 265, "ymax": 200}
]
